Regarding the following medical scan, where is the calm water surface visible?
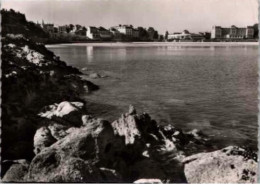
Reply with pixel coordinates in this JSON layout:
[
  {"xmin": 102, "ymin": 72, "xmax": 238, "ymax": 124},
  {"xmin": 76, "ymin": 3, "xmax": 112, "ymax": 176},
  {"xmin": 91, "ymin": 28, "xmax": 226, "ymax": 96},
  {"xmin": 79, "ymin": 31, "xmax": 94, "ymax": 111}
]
[{"xmin": 48, "ymin": 42, "xmax": 258, "ymax": 149}]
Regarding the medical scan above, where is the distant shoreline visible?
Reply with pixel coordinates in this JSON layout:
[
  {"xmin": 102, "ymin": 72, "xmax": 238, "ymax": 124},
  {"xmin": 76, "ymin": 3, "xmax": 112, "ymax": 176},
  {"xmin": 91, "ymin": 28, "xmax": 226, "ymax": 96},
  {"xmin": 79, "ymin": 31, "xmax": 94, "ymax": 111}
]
[
  {"xmin": 46, "ymin": 41, "xmax": 259, "ymax": 47},
  {"xmin": 44, "ymin": 38, "xmax": 259, "ymax": 45}
]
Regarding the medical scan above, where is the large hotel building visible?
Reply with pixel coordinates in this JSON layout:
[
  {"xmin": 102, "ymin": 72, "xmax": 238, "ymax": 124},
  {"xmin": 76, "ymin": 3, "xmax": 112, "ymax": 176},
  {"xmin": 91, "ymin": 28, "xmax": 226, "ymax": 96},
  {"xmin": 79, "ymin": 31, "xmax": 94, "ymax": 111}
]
[{"xmin": 211, "ymin": 25, "xmax": 254, "ymax": 39}]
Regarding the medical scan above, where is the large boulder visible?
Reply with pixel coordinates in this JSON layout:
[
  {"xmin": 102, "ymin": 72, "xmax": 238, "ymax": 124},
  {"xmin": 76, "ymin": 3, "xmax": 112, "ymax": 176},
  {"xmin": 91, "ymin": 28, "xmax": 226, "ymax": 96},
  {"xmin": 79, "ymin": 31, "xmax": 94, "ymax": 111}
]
[
  {"xmin": 183, "ymin": 146, "xmax": 257, "ymax": 183},
  {"xmin": 38, "ymin": 101, "xmax": 85, "ymax": 126},
  {"xmin": 2, "ymin": 160, "xmax": 30, "ymax": 182},
  {"xmin": 27, "ymin": 119, "xmax": 126, "ymax": 182}
]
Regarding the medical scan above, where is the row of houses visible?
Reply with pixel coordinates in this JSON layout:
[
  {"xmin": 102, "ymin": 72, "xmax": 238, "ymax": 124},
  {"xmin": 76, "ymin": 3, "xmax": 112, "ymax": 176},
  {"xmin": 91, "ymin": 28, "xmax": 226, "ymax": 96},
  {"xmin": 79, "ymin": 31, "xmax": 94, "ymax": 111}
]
[
  {"xmin": 38, "ymin": 21, "xmax": 87, "ymax": 36},
  {"xmin": 40, "ymin": 20, "xmax": 258, "ymax": 42},
  {"xmin": 167, "ymin": 25, "xmax": 257, "ymax": 41},
  {"xmin": 211, "ymin": 25, "xmax": 255, "ymax": 39},
  {"xmin": 86, "ymin": 25, "xmax": 141, "ymax": 40},
  {"xmin": 39, "ymin": 21, "xmax": 159, "ymax": 41}
]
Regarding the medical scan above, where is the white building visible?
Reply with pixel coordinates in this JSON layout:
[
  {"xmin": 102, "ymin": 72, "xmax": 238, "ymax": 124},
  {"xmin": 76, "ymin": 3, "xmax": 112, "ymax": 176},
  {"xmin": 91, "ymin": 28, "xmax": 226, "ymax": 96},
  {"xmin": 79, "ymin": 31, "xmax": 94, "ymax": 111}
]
[
  {"xmin": 211, "ymin": 25, "xmax": 254, "ymax": 39},
  {"xmin": 86, "ymin": 26, "xmax": 100, "ymax": 40},
  {"xmin": 168, "ymin": 30, "xmax": 205, "ymax": 41},
  {"xmin": 113, "ymin": 25, "xmax": 133, "ymax": 37}
]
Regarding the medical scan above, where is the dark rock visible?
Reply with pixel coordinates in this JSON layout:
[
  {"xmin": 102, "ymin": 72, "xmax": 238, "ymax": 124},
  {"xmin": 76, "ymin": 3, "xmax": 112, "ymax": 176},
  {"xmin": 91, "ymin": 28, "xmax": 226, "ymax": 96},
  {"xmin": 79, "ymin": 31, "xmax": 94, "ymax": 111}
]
[{"xmin": 129, "ymin": 158, "xmax": 167, "ymax": 181}]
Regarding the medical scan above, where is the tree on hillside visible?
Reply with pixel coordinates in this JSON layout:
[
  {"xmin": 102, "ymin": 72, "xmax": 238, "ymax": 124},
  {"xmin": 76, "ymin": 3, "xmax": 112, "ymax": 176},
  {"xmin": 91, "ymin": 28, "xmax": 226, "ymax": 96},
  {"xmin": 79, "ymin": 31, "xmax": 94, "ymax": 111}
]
[
  {"xmin": 153, "ymin": 31, "xmax": 159, "ymax": 40},
  {"xmin": 1, "ymin": 9, "xmax": 48, "ymax": 39},
  {"xmin": 138, "ymin": 27, "xmax": 149, "ymax": 40},
  {"xmin": 165, "ymin": 31, "xmax": 169, "ymax": 41},
  {"xmin": 159, "ymin": 35, "xmax": 164, "ymax": 41},
  {"xmin": 253, "ymin": 24, "xmax": 259, "ymax": 39},
  {"xmin": 69, "ymin": 24, "xmax": 74, "ymax": 31}
]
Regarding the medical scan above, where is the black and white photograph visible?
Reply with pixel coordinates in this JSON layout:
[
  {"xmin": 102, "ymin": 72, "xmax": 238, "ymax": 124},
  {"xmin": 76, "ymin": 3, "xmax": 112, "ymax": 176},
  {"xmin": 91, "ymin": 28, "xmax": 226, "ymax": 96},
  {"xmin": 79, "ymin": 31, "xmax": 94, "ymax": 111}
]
[{"xmin": 0, "ymin": 0, "xmax": 259, "ymax": 183}]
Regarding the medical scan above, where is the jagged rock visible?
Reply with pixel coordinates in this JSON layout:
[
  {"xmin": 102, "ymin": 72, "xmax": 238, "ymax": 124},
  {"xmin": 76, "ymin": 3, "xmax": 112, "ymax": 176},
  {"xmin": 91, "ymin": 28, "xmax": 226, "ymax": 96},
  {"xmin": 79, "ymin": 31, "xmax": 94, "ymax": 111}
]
[
  {"xmin": 26, "ymin": 105, "xmax": 258, "ymax": 183},
  {"xmin": 112, "ymin": 113, "xmax": 141, "ymax": 145},
  {"xmin": 111, "ymin": 105, "xmax": 161, "ymax": 146},
  {"xmin": 38, "ymin": 101, "xmax": 84, "ymax": 126},
  {"xmin": 33, "ymin": 127, "xmax": 57, "ymax": 154},
  {"xmin": 134, "ymin": 179, "xmax": 163, "ymax": 183},
  {"xmin": 183, "ymin": 146, "xmax": 257, "ymax": 183},
  {"xmin": 2, "ymin": 159, "xmax": 30, "ymax": 182},
  {"xmin": 27, "ymin": 119, "xmax": 125, "ymax": 182}
]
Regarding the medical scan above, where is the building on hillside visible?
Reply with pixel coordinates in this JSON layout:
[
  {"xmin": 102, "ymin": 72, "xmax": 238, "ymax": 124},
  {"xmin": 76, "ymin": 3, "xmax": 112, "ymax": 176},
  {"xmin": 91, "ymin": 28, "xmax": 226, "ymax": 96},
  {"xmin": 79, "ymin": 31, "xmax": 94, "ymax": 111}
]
[
  {"xmin": 168, "ymin": 30, "xmax": 205, "ymax": 41},
  {"xmin": 211, "ymin": 25, "xmax": 254, "ymax": 39},
  {"xmin": 86, "ymin": 26, "xmax": 100, "ymax": 40},
  {"xmin": 74, "ymin": 28, "xmax": 86, "ymax": 36},
  {"xmin": 147, "ymin": 27, "xmax": 156, "ymax": 40},
  {"xmin": 113, "ymin": 25, "xmax": 133, "ymax": 37},
  {"xmin": 98, "ymin": 27, "xmax": 112, "ymax": 40},
  {"xmin": 68, "ymin": 26, "xmax": 77, "ymax": 35},
  {"xmin": 41, "ymin": 21, "xmax": 55, "ymax": 33},
  {"xmin": 110, "ymin": 28, "xmax": 121, "ymax": 39}
]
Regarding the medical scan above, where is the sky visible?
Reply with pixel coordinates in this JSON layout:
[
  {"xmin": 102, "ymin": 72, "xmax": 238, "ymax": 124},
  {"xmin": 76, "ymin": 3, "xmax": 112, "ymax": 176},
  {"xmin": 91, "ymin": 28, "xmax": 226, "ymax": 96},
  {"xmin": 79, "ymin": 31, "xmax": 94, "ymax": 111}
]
[{"xmin": 1, "ymin": 0, "xmax": 258, "ymax": 34}]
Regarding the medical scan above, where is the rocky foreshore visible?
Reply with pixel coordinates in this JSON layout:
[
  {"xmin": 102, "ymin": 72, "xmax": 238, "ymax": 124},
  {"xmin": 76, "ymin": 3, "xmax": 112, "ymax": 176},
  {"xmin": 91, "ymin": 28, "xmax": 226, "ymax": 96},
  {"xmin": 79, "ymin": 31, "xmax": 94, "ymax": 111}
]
[
  {"xmin": 1, "ymin": 34, "xmax": 258, "ymax": 183},
  {"xmin": 2, "ymin": 34, "xmax": 98, "ymax": 162}
]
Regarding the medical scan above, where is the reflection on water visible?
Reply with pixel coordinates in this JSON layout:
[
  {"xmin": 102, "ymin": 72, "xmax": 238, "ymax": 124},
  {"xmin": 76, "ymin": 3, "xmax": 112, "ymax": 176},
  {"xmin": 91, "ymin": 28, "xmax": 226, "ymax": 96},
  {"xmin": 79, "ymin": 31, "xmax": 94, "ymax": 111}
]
[
  {"xmin": 48, "ymin": 43, "xmax": 258, "ymax": 149},
  {"xmin": 86, "ymin": 46, "xmax": 93, "ymax": 63}
]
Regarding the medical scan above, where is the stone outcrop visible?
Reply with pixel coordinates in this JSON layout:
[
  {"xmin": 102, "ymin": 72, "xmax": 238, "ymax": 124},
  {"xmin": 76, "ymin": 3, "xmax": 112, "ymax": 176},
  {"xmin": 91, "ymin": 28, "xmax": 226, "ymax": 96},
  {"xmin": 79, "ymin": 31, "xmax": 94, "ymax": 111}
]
[
  {"xmin": 26, "ymin": 105, "xmax": 171, "ymax": 182},
  {"xmin": 183, "ymin": 146, "xmax": 257, "ymax": 183},
  {"xmin": 2, "ymin": 35, "xmax": 98, "ymax": 161},
  {"xmin": 3, "ymin": 102, "xmax": 258, "ymax": 183},
  {"xmin": 3, "ymin": 104, "xmax": 219, "ymax": 183},
  {"xmin": 27, "ymin": 120, "xmax": 125, "ymax": 182},
  {"xmin": 2, "ymin": 160, "xmax": 30, "ymax": 182}
]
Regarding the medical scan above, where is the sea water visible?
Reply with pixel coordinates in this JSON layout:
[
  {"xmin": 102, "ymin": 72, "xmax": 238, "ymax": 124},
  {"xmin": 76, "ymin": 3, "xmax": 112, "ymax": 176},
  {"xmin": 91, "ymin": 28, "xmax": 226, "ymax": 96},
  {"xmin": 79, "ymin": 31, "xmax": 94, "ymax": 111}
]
[{"xmin": 47, "ymin": 42, "xmax": 258, "ymax": 149}]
